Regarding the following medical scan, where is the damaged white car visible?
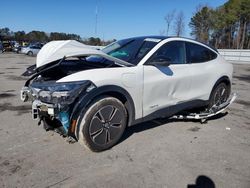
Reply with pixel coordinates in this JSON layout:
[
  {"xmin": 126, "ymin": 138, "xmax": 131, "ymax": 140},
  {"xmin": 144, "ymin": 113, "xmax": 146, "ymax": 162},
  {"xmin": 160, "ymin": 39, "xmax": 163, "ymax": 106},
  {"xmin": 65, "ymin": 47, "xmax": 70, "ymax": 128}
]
[{"xmin": 21, "ymin": 36, "xmax": 234, "ymax": 151}]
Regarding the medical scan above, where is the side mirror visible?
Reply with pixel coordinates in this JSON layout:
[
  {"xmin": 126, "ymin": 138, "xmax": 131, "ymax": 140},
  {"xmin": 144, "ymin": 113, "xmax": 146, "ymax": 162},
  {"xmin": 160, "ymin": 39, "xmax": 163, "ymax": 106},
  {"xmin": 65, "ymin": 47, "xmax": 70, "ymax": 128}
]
[{"xmin": 150, "ymin": 56, "xmax": 171, "ymax": 66}]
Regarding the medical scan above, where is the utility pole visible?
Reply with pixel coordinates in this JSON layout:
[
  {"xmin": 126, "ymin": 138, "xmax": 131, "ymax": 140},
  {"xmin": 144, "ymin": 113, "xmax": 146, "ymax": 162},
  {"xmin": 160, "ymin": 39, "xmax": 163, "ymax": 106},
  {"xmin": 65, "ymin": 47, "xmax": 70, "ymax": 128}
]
[{"xmin": 95, "ymin": 1, "xmax": 98, "ymax": 37}]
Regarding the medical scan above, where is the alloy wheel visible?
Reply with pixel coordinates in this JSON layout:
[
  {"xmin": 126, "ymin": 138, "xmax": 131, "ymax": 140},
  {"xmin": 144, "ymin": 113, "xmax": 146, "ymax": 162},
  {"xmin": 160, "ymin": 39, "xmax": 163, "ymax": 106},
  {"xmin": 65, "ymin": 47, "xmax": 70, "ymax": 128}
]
[
  {"xmin": 213, "ymin": 84, "xmax": 228, "ymax": 106},
  {"xmin": 89, "ymin": 105, "xmax": 124, "ymax": 146}
]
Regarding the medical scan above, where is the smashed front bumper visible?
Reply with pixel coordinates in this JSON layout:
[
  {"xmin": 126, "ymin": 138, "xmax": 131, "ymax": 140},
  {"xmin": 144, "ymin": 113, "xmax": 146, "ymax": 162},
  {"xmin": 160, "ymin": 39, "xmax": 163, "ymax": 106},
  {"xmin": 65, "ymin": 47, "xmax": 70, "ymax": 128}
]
[
  {"xmin": 31, "ymin": 100, "xmax": 55, "ymax": 120},
  {"xmin": 21, "ymin": 87, "xmax": 59, "ymax": 120},
  {"xmin": 20, "ymin": 80, "xmax": 96, "ymax": 137},
  {"xmin": 20, "ymin": 80, "xmax": 95, "ymax": 137},
  {"xmin": 20, "ymin": 87, "xmax": 74, "ymax": 136},
  {"xmin": 30, "ymin": 99, "xmax": 71, "ymax": 136}
]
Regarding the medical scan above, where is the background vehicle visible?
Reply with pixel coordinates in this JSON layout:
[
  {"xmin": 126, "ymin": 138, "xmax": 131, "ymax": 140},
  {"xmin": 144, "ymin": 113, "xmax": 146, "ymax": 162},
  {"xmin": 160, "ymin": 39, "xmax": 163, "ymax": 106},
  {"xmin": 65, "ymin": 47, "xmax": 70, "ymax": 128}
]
[
  {"xmin": 21, "ymin": 36, "xmax": 233, "ymax": 151},
  {"xmin": 2, "ymin": 41, "xmax": 12, "ymax": 52},
  {"xmin": 20, "ymin": 44, "xmax": 42, "ymax": 56},
  {"xmin": 13, "ymin": 46, "xmax": 22, "ymax": 53},
  {"xmin": 12, "ymin": 41, "xmax": 21, "ymax": 53}
]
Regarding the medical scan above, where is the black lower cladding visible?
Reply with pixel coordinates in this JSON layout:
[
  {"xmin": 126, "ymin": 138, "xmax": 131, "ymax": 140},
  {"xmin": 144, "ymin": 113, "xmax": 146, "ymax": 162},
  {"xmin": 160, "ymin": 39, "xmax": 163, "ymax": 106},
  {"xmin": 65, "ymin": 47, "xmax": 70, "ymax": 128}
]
[{"xmin": 133, "ymin": 99, "xmax": 209, "ymax": 125}]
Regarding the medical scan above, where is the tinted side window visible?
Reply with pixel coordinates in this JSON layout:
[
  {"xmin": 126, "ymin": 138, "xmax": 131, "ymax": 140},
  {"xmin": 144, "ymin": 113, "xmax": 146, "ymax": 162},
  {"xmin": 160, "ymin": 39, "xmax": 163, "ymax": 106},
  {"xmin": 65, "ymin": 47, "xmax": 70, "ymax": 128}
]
[
  {"xmin": 148, "ymin": 41, "xmax": 186, "ymax": 65},
  {"xmin": 30, "ymin": 46, "xmax": 40, "ymax": 49},
  {"xmin": 186, "ymin": 42, "xmax": 217, "ymax": 63}
]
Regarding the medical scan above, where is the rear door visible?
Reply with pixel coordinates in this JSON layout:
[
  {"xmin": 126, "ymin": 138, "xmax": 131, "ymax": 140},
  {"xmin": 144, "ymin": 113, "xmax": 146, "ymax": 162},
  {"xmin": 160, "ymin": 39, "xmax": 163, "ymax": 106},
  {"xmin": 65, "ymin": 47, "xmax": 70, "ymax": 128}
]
[
  {"xmin": 142, "ymin": 41, "xmax": 193, "ymax": 117},
  {"xmin": 185, "ymin": 42, "xmax": 218, "ymax": 101}
]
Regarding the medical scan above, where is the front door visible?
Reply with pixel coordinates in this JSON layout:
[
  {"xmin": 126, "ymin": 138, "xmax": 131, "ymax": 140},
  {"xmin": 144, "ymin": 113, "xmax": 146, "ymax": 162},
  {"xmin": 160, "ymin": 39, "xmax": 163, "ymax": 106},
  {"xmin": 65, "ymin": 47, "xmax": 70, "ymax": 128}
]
[{"xmin": 143, "ymin": 41, "xmax": 193, "ymax": 117}]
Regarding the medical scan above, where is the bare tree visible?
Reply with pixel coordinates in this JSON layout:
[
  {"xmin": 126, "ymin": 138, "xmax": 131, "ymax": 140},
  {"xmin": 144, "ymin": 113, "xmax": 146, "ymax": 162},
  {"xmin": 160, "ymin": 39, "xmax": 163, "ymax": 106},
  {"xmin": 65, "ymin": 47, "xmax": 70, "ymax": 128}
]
[
  {"xmin": 164, "ymin": 10, "xmax": 175, "ymax": 36},
  {"xmin": 174, "ymin": 11, "xmax": 185, "ymax": 37}
]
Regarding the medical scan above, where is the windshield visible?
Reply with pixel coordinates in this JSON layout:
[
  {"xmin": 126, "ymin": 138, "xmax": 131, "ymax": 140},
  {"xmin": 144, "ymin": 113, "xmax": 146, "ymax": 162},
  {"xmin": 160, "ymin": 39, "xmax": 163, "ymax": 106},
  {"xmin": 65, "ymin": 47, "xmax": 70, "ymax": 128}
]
[
  {"xmin": 87, "ymin": 38, "xmax": 159, "ymax": 65},
  {"xmin": 103, "ymin": 38, "xmax": 140, "ymax": 62}
]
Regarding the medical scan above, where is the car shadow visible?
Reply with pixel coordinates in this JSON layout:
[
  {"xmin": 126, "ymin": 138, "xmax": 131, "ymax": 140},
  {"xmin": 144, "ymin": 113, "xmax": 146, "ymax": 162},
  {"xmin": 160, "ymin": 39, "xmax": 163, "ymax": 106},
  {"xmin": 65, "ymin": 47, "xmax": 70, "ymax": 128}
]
[
  {"xmin": 187, "ymin": 175, "xmax": 216, "ymax": 188},
  {"xmin": 120, "ymin": 118, "xmax": 174, "ymax": 143},
  {"xmin": 120, "ymin": 112, "xmax": 228, "ymax": 144}
]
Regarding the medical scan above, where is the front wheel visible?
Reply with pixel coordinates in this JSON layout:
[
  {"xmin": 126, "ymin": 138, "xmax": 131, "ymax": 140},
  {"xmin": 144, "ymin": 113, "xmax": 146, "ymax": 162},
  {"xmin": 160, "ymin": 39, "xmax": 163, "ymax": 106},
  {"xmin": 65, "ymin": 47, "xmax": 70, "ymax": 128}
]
[
  {"xmin": 208, "ymin": 82, "xmax": 229, "ymax": 109},
  {"xmin": 77, "ymin": 96, "xmax": 127, "ymax": 152}
]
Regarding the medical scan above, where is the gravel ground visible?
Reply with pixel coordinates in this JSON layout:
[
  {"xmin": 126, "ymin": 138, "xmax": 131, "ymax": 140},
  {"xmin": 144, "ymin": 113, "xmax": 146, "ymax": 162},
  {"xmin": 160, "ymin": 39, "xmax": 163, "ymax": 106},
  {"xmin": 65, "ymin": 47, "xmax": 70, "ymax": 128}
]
[{"xmin": 0, "ymin": 53, "xmax": 249, "ymax": 188}]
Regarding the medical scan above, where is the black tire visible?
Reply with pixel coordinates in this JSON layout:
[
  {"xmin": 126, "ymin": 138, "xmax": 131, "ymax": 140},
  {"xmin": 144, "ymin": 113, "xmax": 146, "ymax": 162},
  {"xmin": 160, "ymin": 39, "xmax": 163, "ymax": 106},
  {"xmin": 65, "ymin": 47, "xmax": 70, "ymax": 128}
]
[
  {"xmin": 27, "ymin": 51, "xmax": 33, "ymax": 56},
  {"xmin": 77, "ymin": 96, "xmax": 127, "ymax": 152},
  {"xmin": 208, "ymin": 82, "xmax": 229, "ymax": 109}
]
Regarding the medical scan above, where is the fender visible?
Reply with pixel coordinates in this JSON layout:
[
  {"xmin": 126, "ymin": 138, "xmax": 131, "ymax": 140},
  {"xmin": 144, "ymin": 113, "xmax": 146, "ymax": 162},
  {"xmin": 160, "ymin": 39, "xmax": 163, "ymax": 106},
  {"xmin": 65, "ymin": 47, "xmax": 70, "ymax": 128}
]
[{"xmin": 68, "ymin": 85, "xmax": 136, "ymax": 137}]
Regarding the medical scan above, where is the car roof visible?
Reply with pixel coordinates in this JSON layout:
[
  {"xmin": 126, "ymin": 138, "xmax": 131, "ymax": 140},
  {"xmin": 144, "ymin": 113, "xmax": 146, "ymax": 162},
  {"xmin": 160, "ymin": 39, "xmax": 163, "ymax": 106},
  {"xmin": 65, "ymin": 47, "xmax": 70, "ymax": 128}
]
[
  {"xmin": 125, "ymin": 36, "xmax": 168, "ymax": 41},
  {"xmin": 126, "ymin": 36, "xmax": 218, "ymax": 52},
  {"xmin": 124, "ymin": 35, "xmax": 218, "ymax": 52}
]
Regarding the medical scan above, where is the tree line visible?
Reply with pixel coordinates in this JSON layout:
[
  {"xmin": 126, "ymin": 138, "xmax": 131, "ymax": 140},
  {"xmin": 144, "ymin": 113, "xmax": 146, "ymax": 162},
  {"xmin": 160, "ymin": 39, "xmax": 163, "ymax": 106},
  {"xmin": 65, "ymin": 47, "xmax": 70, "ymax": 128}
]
[
  {"xmin": 2, "ymin": 0, "xmax": 249, "ymax": 49},
  {"xmin": 163, "ymin": 0, "xmax": 249, "ymax": 49},
  {"xmin": 189, "ymin": 0, "xmax": 250, "ymax": 49},
  {"xmin": 0, "ymin": 28, "xmax": 114, "ymax": 46}
]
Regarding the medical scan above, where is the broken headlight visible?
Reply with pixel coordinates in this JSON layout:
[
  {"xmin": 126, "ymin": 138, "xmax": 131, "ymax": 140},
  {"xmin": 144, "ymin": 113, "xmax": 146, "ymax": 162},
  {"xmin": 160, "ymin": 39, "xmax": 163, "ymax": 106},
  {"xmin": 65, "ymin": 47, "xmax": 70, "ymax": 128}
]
[{"xmin": 31, "ymin": 80, "xmax": 94, "ymax": 105}]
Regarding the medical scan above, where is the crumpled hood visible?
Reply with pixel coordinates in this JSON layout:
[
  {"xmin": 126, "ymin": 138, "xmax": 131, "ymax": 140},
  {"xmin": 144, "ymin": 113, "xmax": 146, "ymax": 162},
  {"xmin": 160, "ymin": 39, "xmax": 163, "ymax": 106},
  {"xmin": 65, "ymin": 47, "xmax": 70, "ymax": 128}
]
[{"xmin": 36, "ymin": 40, "xmax": 133, "ymax": 68}]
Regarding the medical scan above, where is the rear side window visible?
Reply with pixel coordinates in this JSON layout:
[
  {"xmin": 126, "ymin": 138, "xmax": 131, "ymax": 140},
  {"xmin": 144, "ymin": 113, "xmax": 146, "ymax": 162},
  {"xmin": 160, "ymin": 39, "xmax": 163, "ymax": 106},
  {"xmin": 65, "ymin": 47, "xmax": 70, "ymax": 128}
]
[{"xmin": 186, "ymin": 42, "xmax": 217, "ymax": 63}]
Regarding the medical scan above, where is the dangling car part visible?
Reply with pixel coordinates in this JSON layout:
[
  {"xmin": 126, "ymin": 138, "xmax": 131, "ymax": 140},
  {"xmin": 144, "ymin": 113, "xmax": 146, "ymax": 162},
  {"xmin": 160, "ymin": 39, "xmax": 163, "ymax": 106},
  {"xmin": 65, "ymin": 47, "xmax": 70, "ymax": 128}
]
[
  {"xmin": 172, "ymin": 93, "xmax": 237, "ymax": 123},
  {"xmin": 21, "ymin": 37, "xmax": 235, "ymax": 151}
]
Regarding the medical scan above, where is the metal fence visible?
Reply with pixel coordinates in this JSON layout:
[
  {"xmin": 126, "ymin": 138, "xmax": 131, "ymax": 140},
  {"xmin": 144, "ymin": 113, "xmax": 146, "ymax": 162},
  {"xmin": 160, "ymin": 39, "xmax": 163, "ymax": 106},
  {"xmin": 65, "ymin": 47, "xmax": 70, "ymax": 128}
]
[{"xmin": 218, "ymin": 49, "xmax": 250, "ymax": 64}]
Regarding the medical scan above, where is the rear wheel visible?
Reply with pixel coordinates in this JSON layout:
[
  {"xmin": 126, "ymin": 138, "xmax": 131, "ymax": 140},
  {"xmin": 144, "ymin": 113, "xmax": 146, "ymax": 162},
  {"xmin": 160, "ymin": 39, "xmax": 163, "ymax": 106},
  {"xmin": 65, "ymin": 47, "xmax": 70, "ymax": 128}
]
[
  {"xmin": 77, "ymin": 96, "xmax": 127, "ymax": 152},
  {"xmin": 27, "ymin": 51, "xmax": 33, "ymax": 56},
  {"xmin": 208, "ymin": 82, "xmax": 229, "ymax": 109}
]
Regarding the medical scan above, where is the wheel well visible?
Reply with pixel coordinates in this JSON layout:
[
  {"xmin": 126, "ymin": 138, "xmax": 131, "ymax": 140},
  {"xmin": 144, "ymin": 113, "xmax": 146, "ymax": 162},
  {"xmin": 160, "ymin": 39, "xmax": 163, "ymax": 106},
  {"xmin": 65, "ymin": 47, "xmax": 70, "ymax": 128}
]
[
  {"xmin": 216, "ymin": 76, "xmax": 231, "ymax": 90},
  {"xmin": 69, "ymin": 85, "xmax": 136, "ymax": 138},
  {"xmin": 100, "ymin": 91, "xmax": 127, "ymax": 104},
  {"xmin": 210, "ymin": 76, "xmax": 231, "ymax": 99}
]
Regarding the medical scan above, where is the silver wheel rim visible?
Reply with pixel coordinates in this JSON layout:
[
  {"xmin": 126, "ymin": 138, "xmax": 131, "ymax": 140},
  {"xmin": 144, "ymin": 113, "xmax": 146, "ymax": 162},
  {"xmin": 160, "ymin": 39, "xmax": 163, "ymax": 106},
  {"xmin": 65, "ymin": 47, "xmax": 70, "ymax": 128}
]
[
  {"xmin": 89, "ymin": 105, "xmax": 124, "ymax": 146},
  {"xmin": 213, "ymin": 85, "xmax": 228, "ymax": 106}
]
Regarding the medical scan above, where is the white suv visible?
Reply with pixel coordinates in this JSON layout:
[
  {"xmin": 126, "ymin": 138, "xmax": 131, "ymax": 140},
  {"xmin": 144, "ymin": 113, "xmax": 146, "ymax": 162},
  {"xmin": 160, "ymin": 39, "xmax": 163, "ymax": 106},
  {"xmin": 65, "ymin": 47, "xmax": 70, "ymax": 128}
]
[{"xmin": 21, "ymin": 36, "xmax": 233, "ymax": 151}]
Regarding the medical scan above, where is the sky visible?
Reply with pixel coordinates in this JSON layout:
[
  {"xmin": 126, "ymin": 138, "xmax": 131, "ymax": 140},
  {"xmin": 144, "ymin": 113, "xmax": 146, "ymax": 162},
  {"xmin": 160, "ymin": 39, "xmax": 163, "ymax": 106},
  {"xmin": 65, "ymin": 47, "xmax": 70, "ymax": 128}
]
[{"xmin": 0, "ymin": 0, "xmax": 228, "ymax": 40}]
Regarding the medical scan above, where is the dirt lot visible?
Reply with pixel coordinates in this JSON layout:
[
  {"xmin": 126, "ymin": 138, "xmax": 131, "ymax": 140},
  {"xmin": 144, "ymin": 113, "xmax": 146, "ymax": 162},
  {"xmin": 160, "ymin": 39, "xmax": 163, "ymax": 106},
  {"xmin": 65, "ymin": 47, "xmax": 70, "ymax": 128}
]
[{"xmin": 0, "ymin": 53, "xmax": 249, "ymax": 188}]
